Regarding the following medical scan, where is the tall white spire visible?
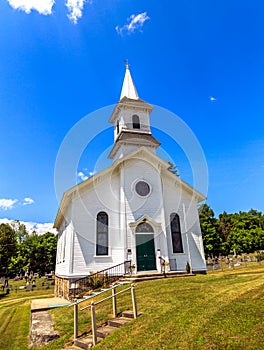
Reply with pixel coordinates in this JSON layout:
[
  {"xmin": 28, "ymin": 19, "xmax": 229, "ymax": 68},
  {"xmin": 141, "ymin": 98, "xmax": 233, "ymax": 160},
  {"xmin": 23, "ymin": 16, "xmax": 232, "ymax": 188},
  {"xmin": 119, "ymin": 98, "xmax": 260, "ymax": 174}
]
[{"xmin": 120, "ymin": 61, "xmax": 139, "ymax": 100}]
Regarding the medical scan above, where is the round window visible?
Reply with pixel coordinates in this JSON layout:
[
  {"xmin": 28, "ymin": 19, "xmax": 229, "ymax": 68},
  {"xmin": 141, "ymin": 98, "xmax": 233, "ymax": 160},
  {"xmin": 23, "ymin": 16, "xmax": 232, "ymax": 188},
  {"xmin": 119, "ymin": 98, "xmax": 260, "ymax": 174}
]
[{"xmin": 135, "ymin": 180, "xmax": 150, "ymax": 197}]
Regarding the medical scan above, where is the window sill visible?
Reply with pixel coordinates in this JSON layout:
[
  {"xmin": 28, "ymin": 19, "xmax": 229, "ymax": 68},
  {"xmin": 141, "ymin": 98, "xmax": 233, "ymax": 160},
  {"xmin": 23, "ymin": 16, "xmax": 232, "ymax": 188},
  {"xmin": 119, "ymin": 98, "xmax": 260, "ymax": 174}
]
[{"xmin": 94, "ymin": 255, "xmax": 112, "ymax": 258}]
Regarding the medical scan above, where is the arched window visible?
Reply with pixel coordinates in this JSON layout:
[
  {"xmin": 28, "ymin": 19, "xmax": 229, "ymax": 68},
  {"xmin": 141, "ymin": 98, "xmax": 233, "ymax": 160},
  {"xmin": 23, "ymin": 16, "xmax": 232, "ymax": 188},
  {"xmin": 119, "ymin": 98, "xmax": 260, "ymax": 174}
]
[
  {"xmin": 132, "ymin": 115, "xmax": 140, "ymax": 129},
  {"xmin": 96, "ymin": 212, "xmax": 108, "ymax": 255},
  {"xmin": 170, "ymin": 213, "xmax": 183, "ymax": 253},
  {"xmin": 116, "ymin": 120, "xmax": 119, "ymax": 134},
  {"xmin": 136, "ymin": 222, "xmax": 154, "ymax": 233}
]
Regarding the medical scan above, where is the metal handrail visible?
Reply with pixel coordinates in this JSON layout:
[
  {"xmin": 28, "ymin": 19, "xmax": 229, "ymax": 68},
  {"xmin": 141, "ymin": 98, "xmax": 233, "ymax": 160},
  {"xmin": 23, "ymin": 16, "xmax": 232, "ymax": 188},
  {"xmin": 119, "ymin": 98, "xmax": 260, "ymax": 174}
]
[
  {"xmin": 80, "ymin": 285, "xmax": 132, "ymax": 310},
  {"xmin": 74, "ymin": 260, "xmax": 132, "ymax": 285},
  {"xmin": 73, "ymin": 283, "xmax": 138, "ymax": 346},
  {"xmin": 70, "ymin": 260, "xmax": 132, "ymax": 298},
  {"xmin": 68, "ymin": 282, "xmax": 129, "ymax": 307}
]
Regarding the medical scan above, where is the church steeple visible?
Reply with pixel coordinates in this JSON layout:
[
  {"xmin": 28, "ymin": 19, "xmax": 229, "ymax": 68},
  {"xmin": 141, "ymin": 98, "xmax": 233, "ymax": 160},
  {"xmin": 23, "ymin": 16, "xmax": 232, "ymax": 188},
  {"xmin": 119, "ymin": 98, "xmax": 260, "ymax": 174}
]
[
  {"xmin": 120, "ymin": 61, "xmax": 139, "ymax": 100},
  {"xmin": 108, "ymin": 63, "xmax": 160, "ymax": 161}
]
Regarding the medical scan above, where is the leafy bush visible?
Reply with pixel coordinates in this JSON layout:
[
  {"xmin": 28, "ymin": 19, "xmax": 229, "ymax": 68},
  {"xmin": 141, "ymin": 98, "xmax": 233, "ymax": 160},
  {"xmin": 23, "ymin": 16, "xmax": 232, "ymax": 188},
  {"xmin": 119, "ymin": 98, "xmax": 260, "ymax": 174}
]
[
  {"xmin": 186, "ymin": 261, "xmax": 191, "ymax": 273},
  {"xmin": 256, "ymin": 252, "xmax": 264, "ymax": 262}
]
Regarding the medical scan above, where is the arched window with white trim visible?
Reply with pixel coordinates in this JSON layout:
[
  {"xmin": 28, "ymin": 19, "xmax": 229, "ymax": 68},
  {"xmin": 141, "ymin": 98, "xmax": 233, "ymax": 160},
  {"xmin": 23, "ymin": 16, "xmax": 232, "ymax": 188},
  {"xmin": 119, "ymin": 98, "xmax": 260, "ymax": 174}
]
[
  {"xmin": 132, "ymin": 114, "xmax": 140, "ymax": 129},
  {"xmin": 170, "ymin": 213, "xmax": 183, "ymax": 253}
]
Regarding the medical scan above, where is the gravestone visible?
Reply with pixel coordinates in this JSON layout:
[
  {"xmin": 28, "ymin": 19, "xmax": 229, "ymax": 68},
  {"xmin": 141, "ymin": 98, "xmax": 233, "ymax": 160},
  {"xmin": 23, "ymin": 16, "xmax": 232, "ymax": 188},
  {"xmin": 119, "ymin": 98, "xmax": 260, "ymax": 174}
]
[{"xmin": 26, "ymin": 285, "xmax": 33, "ymax": 291}]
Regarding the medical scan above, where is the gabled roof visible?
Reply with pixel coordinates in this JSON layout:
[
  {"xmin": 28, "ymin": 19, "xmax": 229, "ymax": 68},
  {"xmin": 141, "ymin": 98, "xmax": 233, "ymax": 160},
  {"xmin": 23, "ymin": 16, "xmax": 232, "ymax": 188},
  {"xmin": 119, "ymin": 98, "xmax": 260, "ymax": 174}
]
[{"xmin": 54, "ymin": 147, "xmax": 206, "ymax": 229}]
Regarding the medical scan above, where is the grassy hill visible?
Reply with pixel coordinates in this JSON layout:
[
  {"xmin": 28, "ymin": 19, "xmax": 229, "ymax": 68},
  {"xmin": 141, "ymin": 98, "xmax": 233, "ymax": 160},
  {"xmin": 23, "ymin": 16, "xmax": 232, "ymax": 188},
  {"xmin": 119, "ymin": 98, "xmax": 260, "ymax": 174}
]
[{"xmin": 1, "ymin": 266, "xmax": 264, "ymax": 349}]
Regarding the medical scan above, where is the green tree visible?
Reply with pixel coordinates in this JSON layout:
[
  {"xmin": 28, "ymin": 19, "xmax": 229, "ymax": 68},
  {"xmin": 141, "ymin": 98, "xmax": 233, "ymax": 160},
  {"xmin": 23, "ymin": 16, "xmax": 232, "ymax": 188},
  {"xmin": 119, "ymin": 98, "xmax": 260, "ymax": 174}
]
[
  {"xmin": 15, "ymin": 231, "xmax": 58, "ymax": 275},
  {"xmin": 1, "ymin": 221, "xmax": 58, "ymax": 276},
  {"xmin": 38, "ymin": 232, "xmax": 58, "ymax": 274},
  {"xmin": 0, "ymin": 223, "xmax": 18, "ymax": 276},
  {"xmin": 199, "ymin": 204, "xmax": 223, "ymax": 257}
]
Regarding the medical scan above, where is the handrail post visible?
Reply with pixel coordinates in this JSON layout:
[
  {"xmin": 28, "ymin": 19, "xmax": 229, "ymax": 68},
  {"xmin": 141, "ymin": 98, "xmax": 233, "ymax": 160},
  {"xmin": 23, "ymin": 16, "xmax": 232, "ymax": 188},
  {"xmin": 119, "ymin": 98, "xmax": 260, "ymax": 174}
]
[
  {"xmin": 73, "ymin": 301, "xmax": 78, "ymax": 340},
  {"xmin": 91, "ymin": 302, "xmax": 97, "ymax": 346},
  {"xmin": 131, "ymin": 284, "xmax": 138, "ymax": 319},
  {"xmin": 112, "ymin": 286, "xmax": 117, "ymax": 318}
]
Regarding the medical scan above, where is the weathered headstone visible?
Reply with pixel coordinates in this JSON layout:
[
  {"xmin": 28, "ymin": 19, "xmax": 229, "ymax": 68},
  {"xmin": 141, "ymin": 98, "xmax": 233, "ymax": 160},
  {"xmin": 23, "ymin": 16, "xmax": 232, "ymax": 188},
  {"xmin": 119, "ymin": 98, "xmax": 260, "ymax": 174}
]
[{"xmin": 26, "ymin": 285, "xmax": 33, "ymax": 291}]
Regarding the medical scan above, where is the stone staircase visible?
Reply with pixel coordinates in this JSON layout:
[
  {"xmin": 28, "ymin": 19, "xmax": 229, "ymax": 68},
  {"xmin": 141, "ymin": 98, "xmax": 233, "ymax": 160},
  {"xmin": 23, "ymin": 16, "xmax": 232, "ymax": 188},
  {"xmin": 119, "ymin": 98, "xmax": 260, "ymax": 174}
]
[{"xmin": 74, "ymin": 311, "xmax": 138, "ymax": 349}]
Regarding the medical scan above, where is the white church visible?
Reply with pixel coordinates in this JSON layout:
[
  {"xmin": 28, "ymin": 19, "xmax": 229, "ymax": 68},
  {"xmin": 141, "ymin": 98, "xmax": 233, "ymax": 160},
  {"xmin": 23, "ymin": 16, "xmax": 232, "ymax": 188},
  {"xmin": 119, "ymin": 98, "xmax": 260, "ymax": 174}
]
[{"xmin": 54, "ymin": 64, "xmax": 207, "ymax": 298}]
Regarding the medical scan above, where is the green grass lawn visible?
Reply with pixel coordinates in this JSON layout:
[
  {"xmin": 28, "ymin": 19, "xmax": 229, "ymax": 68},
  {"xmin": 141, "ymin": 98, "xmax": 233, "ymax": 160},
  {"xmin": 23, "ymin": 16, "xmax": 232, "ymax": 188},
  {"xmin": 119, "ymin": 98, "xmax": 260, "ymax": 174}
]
[
  {"xmin": 1, "ymin": 266, "xmax": 263, "ymax": 349},
  {"xmin": 0, "ymin": 277, "xmax": 54, "ymax": 350}
]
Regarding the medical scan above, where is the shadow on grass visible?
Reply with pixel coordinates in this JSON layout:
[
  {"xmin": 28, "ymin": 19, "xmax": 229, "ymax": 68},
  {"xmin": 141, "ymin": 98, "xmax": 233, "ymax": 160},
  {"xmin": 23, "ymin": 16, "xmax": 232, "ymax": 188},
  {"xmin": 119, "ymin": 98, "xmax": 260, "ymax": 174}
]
[
  {"xmin": 189, "ymin": 283, "xmax": 264, "ymax": 349},
  {"xmin": 0, "ymin": 292, "xmax": 8, "ymax": 300},
  {"xmin": 230, "ymin": 269, "xmax": 264, "ymax": 276}
]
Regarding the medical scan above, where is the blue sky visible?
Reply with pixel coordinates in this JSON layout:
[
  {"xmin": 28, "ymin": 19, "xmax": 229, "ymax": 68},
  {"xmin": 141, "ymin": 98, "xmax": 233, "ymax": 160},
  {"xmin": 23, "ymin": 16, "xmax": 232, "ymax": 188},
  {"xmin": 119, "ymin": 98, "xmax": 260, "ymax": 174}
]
[{"xmin": 1, "ymin": 0, "xmax": 264, "ymax": 231}]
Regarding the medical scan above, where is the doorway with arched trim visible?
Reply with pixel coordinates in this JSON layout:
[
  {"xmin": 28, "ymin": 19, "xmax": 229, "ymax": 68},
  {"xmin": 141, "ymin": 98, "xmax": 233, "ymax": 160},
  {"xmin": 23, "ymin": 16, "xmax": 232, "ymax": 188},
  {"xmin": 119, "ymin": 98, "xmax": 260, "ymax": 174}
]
[{"xmin": 135, "ymin": 222, "xmax": 156, "ymax": 271}]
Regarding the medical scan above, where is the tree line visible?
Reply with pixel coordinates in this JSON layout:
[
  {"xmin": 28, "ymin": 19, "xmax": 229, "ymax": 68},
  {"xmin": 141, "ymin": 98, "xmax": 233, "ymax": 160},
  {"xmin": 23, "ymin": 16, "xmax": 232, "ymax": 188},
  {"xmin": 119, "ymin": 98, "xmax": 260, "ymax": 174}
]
[
  {"xmin": 199, "ymin": 204, "xmax": 264, "ymax": 258},
  {"xmin": 0, "ymin": 221, "xmax": 57, "ymax": 277}
]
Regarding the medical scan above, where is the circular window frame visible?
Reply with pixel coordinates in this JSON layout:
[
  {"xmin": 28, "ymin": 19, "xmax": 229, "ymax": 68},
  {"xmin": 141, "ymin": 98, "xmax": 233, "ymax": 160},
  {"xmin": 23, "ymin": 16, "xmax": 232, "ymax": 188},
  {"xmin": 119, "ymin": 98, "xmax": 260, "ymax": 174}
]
[{"xmin": 133, "ymin": 179, "xmax": 152, "ymax": 198}]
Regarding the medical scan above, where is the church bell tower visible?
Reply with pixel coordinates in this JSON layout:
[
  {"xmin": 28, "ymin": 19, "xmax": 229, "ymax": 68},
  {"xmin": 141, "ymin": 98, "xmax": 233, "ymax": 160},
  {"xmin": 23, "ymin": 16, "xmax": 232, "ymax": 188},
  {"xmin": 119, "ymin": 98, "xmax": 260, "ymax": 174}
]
[{"xmin": 108, "ymin": 63, "xmax": 160, "ymax": 161}]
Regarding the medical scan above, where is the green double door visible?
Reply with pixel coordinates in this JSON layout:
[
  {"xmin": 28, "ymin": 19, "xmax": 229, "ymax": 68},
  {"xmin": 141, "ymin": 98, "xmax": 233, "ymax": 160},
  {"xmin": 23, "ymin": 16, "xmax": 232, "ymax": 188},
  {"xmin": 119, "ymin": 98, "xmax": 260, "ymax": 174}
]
[{"xmin": 136, "ymin": 234, "xmax": 156, "ymax": 271}]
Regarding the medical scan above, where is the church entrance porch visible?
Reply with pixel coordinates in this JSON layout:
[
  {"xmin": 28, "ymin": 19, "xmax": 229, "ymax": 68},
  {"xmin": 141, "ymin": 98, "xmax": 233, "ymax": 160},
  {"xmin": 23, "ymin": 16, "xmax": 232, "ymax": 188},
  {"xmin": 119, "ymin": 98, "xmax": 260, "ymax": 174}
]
[{"xmin": 136, "ymin": 234, "xmax": 156, "ymax": 271}]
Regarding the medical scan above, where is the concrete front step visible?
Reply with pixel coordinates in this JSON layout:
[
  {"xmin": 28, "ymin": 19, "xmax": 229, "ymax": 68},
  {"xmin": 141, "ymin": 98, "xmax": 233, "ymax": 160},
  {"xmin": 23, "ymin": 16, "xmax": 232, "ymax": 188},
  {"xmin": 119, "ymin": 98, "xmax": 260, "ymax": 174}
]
[
  {"xmin": 108, "ymin": 317, "xmax": 131, "ymax": 328},
  {"xmin": 121, "ymin": 271, "xmax": 194, "ymax": 283},
  {"xmin": 96, "ymin": 325, "xmax": 117, "ymax": 338},
  {"xmin": 122, "ymin": 310, "xmax": 136, "ymax": 319},
  {"xmin": 74, "ymin": 336, "xmax": 103, "ymax": 350}
]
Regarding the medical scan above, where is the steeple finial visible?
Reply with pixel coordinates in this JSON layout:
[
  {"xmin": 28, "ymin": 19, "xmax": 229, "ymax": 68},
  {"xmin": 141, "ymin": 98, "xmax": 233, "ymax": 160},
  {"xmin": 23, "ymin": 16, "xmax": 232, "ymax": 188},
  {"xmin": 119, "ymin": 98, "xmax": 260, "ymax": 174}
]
[{"xmin": 120, "ymin": 60, "xmax": 139, "ymax": 100}]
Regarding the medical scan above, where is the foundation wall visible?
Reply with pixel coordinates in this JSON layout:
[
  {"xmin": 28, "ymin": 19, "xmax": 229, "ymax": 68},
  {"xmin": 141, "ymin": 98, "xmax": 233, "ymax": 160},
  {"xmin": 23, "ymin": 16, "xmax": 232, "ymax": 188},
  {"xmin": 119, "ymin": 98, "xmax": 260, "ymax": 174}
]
[{"xmin": 55, "ymin": 276, "xmax": 78, "ymax": 300}]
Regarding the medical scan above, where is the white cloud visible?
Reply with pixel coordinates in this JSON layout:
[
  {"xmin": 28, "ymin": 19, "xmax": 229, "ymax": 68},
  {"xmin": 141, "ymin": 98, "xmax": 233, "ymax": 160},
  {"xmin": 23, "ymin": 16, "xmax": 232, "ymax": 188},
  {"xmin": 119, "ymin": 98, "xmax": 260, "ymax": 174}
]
[
  {"xmin": 0, "ymin": 218, "xmax": 13, "ymax": 224},
  {"xmin": 78, "ymin": 171, "xmax": 89, "ymax": 181},
  {"xmin": 116, "ymin": 12, "xmax": 150, "ymax": 35},
  {"xmin": 7, "ymin": 0, "xmax": 55, "ymax": 15},
  {"xmin": 209, "ymin": 96, "xmax": 217, "ymax": 101},
  {"xmin": 66, "ymin": 0, "xmax": 92, "ymax": 24},
  {"xmin": 7, "ymin": 0, "xmax": 94, "ymax": 24},
  {"xmin": 77, "ymin": 169, "xmax": 95, "ymax": 182},
  {"xmin": 0, "ymin": 198, "xmax": 18, "ymax": 210},
  {"xmin": 27, "ymin": 222, "xmax": 57, "ymax": 235},
  {"xmin": 0, "ymin": 197, "xmax": 35, "ymax": 210},
  {"xmin": 23, "ymin": 197, "xmax": 35, "ymax": 206},
  {"xmin": 0, "ymin": 218, "xmax": 57, "ymax": 235}
]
